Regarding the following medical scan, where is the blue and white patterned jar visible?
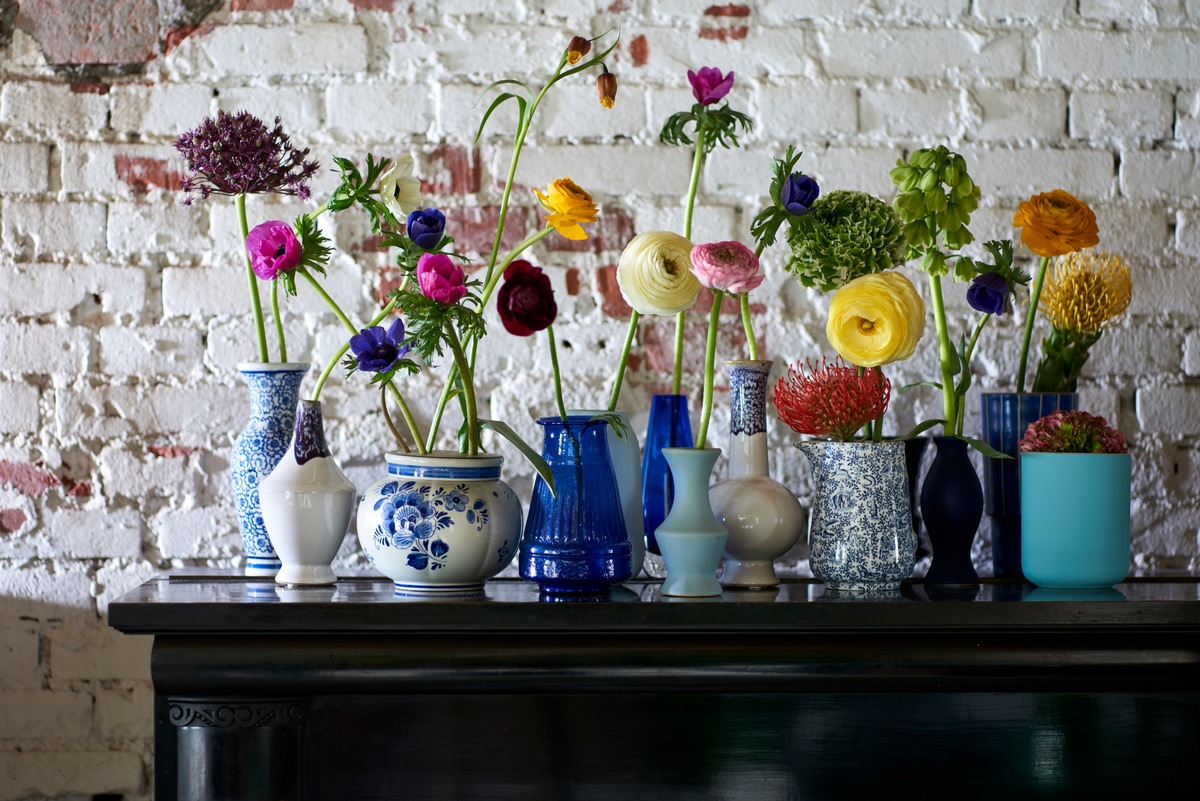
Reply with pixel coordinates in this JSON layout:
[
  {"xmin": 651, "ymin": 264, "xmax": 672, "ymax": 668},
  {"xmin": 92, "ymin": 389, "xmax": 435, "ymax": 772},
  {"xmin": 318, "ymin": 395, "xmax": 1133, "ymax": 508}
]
[
  {"xmin": 357, "ymin": 452, "xmax": 522, "ymax": 596},
  {"xmin": 230, "ymin": 362, "xmax": 309, "ymax": 576},
  {"xmin": 798, "ymin": 439, "xmax": 916, "ymax": 591}
]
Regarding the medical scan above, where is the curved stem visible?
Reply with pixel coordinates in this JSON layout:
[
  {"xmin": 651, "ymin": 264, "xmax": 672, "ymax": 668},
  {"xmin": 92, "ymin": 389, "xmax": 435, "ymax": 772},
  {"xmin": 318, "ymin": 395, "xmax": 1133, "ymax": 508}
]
[
  {"xmin": 927, "ymin": 274, "xmax": 958, "ymax": 436},
  {"xmin": 607, "ymin": 310, "xmax": 640, "ymax": 412},
  {"xmin": 956, "ymin": 313, "xmax": 992, "ymax": 436},
  {"xmin": 683, "ymin": 129, "xmax": 707, "ymax": 241},
  {"xmin": 387, "ymin": 381, "xmax": 427, "ymax": 455},
  {"xmin": 695, "ymin": 289, "xmax": 723, "ymax": 448},
  {"xmin": 270, "ymin": 279, "xmax": 288, "ymax": 362},
  {"xmin": 236, "ymin": 194, "xmax": 269, "ymax": 362},
  {"xmin": 380, "ymin": 385, "xmax": 411, "ymax": 453},
  {"xmin": 310, "ymin": 295, "xmax": 401, "ymax": 403},
  {"xmin": 672, "ymin": 310, "xmax": 686, "ymax": 395},
  {"xmin": 479, "ymin": 226, "xmax": 555, "ymax": 308},
  {"xmin": 546, "ymin": 324, "xmax": 569, "ymax": 424},
  {"xmin": 299, "ymin": 267, "xmax": 358, "ymax": 335},
  {"xmin": 740, "ymin": 293, "xmax": 758, "ymax": 360},
  {"xmin": 444, "ymin": 322, "xmax": 479, "ymax": 455},
  {"xmin": 1017, "ymin": 255, "xmax": 1051, "ymax": 394}
]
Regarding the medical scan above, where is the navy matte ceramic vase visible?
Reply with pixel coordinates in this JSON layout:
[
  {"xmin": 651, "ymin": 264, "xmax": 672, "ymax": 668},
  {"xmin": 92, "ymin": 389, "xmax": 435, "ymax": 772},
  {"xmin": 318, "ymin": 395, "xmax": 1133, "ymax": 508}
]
[
  {"xmin": 919, "ymin": 436, "xmax": 983, "ymax": 587},
  {"xmin": 520, "ymin": 416, "xmax": 633, "ymax": 595},
  {"xmin": 641, "ymin": 395, "xmax": 694, "ymax": 554},
  {"xmin": 980, "ymin": 392, "xmax": 1076, "ymax": 579}
]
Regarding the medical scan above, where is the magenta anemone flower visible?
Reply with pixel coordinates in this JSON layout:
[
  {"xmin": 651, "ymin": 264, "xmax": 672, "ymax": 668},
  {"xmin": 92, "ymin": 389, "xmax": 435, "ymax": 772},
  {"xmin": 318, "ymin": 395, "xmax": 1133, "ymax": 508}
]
[
  {"xmin": 687, "ymin": 67, "xmax": 735, "ymax": 105},
  {"xmin": 416, "ymin": 253, "xmax": 468, "ymax": 306},
  {"xmin": 245, "ymin": 221, "xmax": 302, "ymax": 280}
]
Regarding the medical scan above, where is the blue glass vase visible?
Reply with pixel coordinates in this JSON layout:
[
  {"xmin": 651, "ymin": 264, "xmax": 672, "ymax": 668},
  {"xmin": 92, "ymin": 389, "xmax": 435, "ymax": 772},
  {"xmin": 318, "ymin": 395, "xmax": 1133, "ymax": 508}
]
[
  {"xmin": 519, "ymin": 416, "xmax": 633, "ymax": 595},
  {"xmin": 641, "ymin": 395, "xmax": 693, "ymax": 554},
  {"xmin": 230, "ymin": 362, "xmax": 309, "ymax": 576},
  {"xmin": 980, "ymin": 392, "xmax": 1076, "ymax": 579}
]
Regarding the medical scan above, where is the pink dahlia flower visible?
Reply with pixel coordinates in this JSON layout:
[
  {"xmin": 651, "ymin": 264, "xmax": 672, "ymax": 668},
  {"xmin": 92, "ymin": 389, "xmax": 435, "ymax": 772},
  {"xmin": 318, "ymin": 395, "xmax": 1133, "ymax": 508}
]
[{"xmin": 690, "ymin": 241, "xmax": 763, "ymax": 294}]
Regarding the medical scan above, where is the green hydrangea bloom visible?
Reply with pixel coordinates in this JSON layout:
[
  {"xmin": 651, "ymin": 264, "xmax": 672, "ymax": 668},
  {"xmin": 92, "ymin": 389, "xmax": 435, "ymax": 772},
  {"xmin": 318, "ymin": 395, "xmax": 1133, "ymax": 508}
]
[{"xmin": 785, "ymin": 190, "xmax": 906, "ymax": 292}]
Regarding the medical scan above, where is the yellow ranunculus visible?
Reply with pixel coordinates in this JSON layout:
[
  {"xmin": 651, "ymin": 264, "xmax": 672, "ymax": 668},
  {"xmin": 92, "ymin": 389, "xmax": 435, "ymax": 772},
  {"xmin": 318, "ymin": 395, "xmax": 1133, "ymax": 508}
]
[
  {"xmin": 534, "ymin": 177, "xmax": 598, "ymax": 241},
  {"xmin": 616, "ymin": 231, "xmax": 701, "ymax": 316},
  {"xmin": 826, "ymin": 272, "xmax": 925, "ymax": 367},
  {"xmin": 1012, "ymin": 189, "xmax": 1100, "ymax": 258}
]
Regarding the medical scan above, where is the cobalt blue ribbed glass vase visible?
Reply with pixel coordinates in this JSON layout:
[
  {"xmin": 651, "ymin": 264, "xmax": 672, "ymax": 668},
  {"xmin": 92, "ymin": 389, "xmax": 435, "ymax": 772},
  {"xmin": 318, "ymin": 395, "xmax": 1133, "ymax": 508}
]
[
  {"xmin": 641, "ymin": 395, "xmax": 693, "ymax": 554},
  {"xmin": 519, "ymin": 416, "xmax": 633, "ymax": 595}
]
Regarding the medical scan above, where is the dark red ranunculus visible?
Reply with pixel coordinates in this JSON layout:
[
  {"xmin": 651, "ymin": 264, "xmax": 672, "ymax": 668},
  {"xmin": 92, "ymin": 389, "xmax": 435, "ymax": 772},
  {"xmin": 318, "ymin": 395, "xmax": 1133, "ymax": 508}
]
[{"xmin": 497, "ymin": 260, "xmax": 557, "ymax": 336}]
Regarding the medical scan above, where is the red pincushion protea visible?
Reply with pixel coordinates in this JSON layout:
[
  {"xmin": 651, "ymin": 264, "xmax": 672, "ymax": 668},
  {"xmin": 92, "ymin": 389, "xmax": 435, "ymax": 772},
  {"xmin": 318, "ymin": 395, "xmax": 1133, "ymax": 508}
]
[{"xmin": 772, "ymin": 357, "xmax": 891, "ymax": 441}]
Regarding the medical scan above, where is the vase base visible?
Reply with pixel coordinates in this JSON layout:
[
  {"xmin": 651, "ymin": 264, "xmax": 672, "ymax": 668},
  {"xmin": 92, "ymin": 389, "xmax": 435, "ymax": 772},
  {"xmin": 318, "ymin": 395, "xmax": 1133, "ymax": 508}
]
[
  {"xmin": 245, "ymin": 558, "xmax": 281, "ymax": 577},
  {"xmin": 825, "ymin": 580, "xmax": 902, "ymax": 592},
  {"xmin": 275, "ymin": 565, "xmax": 337, "ymax": 586},
  {"xmin": 393, "ymin": 581, "xmax": 485, "ymax": 598},
  {"xmin": 719, "ymin": 559, "xmax": 779, "ymax": 589},
  {"xmin": 661, "ymin": 574, "xmax": 723, "ymax": 597}
]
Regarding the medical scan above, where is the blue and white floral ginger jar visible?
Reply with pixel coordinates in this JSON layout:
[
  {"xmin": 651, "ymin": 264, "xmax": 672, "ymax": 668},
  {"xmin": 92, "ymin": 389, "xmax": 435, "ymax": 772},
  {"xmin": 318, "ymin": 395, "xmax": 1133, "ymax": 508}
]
[{"xmin": 357, "ymin": 452, "xmax": 522, "ymax": 596}]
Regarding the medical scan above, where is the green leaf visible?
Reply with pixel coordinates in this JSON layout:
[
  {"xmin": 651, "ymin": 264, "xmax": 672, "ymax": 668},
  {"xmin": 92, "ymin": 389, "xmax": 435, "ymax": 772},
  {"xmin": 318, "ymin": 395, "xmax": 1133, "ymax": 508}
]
[
  {"xmin": 900, "ymin": 419, "xmax": 945, "ymax": 440},
  {"xmin": 587, "ymin": 412, "xmax": 629, "ymax": 440},
  {"xmin": 900, "ymin": 380, "xmax": 943, "ymax": 392},
  {"xmin": 958, "ymin": 435, "xmax": 1013, "ymax": 460},
  {"xmin": 479, "ymin": 419, "xmax": 556, "ymax": 496},
  {"xmin": 474, "ymin": 92, "xmax": 528, "ymax": 143}
]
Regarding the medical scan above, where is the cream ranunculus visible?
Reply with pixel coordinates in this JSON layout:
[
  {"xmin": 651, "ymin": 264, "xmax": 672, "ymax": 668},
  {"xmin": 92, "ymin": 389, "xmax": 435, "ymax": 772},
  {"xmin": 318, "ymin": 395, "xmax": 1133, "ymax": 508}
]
[
  {"xmin": 826, "ymin": 271, "xmax": 925, "ymax": 367},
  {"xmin": 379, "ymin": 153, "xmax": 422, "ymax": 217},
  {"xmin": 616, "ymin": 231, "xmax": 701, "ymax": 316}
]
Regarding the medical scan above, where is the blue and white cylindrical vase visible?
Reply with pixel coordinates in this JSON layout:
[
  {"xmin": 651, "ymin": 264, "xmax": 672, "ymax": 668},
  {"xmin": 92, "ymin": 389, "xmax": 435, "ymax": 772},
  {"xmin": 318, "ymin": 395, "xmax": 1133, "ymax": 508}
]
[
  {"xmin": 980, "ymin": 392, "xmax": 1077, "ymax": 579},
  {"xmin": 520, "ymin": 416, "xmax": 633, "ymax": 595},
  {"xmin": 567, "ymin": 409, "xmax": 645, "ymax": 579},
  {"xmin": 709, "ymin": 361, "xmax": 804, "ymax": 589},
  {"xmin": 357, "ymin": 452, "xmax": 522, "ymax": 596},
  {"xmin": 1021, "ymin": 452, "xmax": 1131, "ymax": 589},
  {"xmin": 641, "ymin": 394, "xmax": 694, "ymax": 554},
  {"xmin": 230, "ymin": 362, "xmax": 309, "ymax": 576},
  {"xmin": 656, "ymin": 447, "xmax": 727, "ymax": 598},
  {"xmin": 798, "ymin": 440, "xmax": 915, "ymax": 591}
]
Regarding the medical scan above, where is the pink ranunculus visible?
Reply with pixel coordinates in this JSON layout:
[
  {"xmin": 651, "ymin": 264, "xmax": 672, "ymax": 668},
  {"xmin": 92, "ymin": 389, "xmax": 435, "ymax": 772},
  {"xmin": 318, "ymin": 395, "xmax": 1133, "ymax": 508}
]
[
  {"xmin": 245, "ymin": 220, "xmax": 302, "ymax": 280},
  {"xmin": 416, "ymin": 252, "xmax": 467, "ymax": 305},
  {"xmin": 690, "ymin": 241, "xmax": 763, "ymax": 294},
  {"xmin": 687, "ymin": 66, "xmax": 734, "ymax": 106}
]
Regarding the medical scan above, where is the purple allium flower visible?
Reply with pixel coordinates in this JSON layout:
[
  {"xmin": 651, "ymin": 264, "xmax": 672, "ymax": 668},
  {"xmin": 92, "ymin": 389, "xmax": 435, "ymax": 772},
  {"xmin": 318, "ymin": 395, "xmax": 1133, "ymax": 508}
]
[
  {"xmin": 966, "ymin": 271, "xmax": 1010, "ymax": 316},
  {"xmin": 350, "ymin": 318, "xmax": 409, "ymax": 373},
  {"xmin": 416, "ymin": 253, "xmax": 468, "ymax": 306},
  {"xmin": 174, "ymin": 110, "xmax": 319, "ymax": 204},
  {"xmin": 245, "ymin": 220, "xmax": 302, "ymax": 280},
  {"xmin": 687, "ymin": 66, "xmax": 734, "ymax": 106},
  {"xmin": 406, "ymin": 208, "xmax": 446, "ymax": 251},
  {"xmin": 781, "ymin": 173, "xmax": 820, "ymax": 216}
]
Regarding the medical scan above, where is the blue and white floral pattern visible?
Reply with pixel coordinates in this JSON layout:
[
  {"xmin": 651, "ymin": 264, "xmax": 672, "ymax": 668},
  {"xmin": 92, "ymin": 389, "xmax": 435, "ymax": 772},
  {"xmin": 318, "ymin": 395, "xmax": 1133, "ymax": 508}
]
[
  {"xmin": 729, "ymin": 361, "xmax": 771, "ymax": 437},
  {"xmin": 230, "ymin": 364, "xmax": 307, "ymax": 574},
  {"xmin": 798, "ymin": 440, "xmax": 916, "ymax": 591}
]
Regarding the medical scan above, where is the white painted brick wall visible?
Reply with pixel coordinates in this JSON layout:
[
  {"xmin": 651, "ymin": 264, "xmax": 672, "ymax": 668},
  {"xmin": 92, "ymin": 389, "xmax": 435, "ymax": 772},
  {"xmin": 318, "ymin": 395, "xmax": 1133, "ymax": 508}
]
[{"xmin": 4, "ymin": 2, "xmax": 1200, "ymax": 795}]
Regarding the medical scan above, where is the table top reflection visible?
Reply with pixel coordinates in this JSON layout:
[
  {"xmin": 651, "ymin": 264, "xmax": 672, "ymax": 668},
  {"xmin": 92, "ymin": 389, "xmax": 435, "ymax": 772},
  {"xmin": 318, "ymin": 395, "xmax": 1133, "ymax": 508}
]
[{"xmin": 108, "ymin": 574, "xmax": 1200, "ymax": 636}]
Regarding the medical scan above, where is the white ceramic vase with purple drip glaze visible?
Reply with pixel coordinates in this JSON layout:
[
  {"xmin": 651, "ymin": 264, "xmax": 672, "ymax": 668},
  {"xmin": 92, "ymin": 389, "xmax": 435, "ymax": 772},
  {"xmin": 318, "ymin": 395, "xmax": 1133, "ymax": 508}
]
[
  {"xmin": 260, "ymin": 400, "xmax": 356, "ymax": 586},
  {"xmin": 709, "ymin": 360, "xmax": 805, "ymax": 589}
]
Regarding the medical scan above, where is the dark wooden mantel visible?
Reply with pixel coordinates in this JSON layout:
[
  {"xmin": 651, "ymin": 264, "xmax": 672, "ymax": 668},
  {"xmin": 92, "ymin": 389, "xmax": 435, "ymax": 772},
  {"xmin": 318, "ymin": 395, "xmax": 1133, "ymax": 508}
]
[{"xmin": 109, "ymin": 576, "xmax": 1200, "ymax": 800}]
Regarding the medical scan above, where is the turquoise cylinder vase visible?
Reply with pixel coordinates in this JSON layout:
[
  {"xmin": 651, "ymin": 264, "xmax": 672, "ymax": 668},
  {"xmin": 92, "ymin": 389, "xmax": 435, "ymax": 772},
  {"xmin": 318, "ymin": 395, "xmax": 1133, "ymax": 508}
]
[
  {"xmin": 1020, "ymin": 452, "xmax": 1131, "ymax": 588},
  {"xmin": 656, "ymin": 447, "xmax": 727, "ymax": 598}
]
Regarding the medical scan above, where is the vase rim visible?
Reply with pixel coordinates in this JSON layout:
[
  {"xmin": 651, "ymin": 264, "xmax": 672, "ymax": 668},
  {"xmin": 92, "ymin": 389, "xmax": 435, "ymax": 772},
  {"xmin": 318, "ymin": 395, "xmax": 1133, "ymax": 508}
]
[
  {"xmin": 723, "ymin": 359, "xmax": 773, "ymax": 367},
  {"xmin": 535, "ymin": 414, "xmax": 611, "ymax": 427},
  {"xmin": 662, "ymin": 446, "xmax": 721, "ymax": 454},
  {"xmin": 237, "ymin": 361, "xmax": 311, "ymax": 373},
  {"xmin": 1020, "ymin": 451, "xmax": 1131, "ymax": 458},
  {"xmin": 979, "ymin": 390, "xmax": 1078, "ymax": 396},
  {"xmin": 384, "ymin": 450, "xmax": 504, "ymax": 469},
  {"xmin": 565, "ymin": 408, "xmax": 630, "ymax": 420}
]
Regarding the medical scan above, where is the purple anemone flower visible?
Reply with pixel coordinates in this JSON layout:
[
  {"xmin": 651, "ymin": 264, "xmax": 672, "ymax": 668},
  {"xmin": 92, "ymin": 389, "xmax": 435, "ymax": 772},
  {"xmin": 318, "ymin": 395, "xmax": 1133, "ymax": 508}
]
[
  {"xmin": 406, "ymin": 208, "xmax": 446, "ymax": 251},
  {"xmin": 687, "ymin": 66, "xmax": 735, "ymax": 105},
  {"xmin": 967, "ymin": 272, "xmax": 1010, "ymax": 316},
  {"xmin": 350, "ymin": 318, "xmax": 409, "ymax": 373},
  {"xmin": 781, "ymin": 173, "xmax": 820, "ymax": 216},
  {"xmin": 245, "ymin": 221, "xmax": 302, "ymax": 280}
]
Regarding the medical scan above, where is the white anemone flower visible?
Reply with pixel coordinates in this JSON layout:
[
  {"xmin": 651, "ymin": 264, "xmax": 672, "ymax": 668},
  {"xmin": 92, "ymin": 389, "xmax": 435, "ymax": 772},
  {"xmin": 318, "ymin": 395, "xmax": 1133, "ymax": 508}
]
[{"xmin": 379, "ymin": 153, "xmax": 422, "ymax": 217}]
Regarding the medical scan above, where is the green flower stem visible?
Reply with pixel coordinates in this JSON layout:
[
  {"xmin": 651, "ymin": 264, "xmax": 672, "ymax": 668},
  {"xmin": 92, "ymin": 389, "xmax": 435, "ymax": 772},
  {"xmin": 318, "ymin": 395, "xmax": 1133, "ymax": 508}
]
[
  {"xmin": 683, "ymin": 128, "xmax": 706, "ymax": 241},
  {"xmin": 546, "ymin": 324, "xmax": 570, "ymax": 424},
  {"xmin": 740, "ymin": 293, "xmax": 759, "ymax": 360},
  {"xmin": 299, "ymin": 267, "xmax": 357, "ymax": 335},
  {"xmin": 270, "ymin": 279, "xmax": 287, "ymax": 363},
  {"xmin": 236, "ymin": 194, "xmax": 270, "ymax": 362},
  {"xmin": 310, "ymin": 294, "xmax": 401, "ymax": 402},
  {"xmin": 607, "ymin": 310, "xmax": 640, "ymax": 412},
  {"xmin": 1017, "ymin": 255, "xmax": 1051, "ymax": 394},
  {"xmin": 444, "ymin": 322, "xmax": 479, "ymax": 455},
  {"xmin": 695, "ymin": 289, "xmax": 723, "ymax": 448},
  {"xmin": 957, "ymin": 312, "xmax": 991, "ymax": 434},
  {"xmin": 479, "ymin": 226, "xmax": 556, "ymax": 308},
  {"xmin": 389, "ymin": 382, "xmax": 426, "ymax": 456},
  {"xmin": 672, "ymin": 310, "xmax": 686, "ymax": 395},
  {"xmin": 380, "ymin": 385, "xmax": 411, "ymax": 454},
  {"xmin": 927, "ymin": 274, "xmax": 959, "ymax": 436}
]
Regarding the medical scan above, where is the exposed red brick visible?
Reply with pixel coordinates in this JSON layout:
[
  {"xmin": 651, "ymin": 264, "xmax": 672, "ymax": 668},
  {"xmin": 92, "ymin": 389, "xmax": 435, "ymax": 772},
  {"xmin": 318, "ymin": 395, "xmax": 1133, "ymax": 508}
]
[
  {"xmin": 148, "ymin": 445, "xmax": 201, "ymax": 458},
  {"xmin": 630, "ymin": 34, "xmax": 649, "ymax": 68},
  {"xmin": 0, "ymin": 508, "xmax": 26, "ymax": 533},
  {"xmin": 626, "ymin": 353, "xmax": 641, "ymax": 373},
  {"xmin": 704, "ymin": 4, "xmax": 751, "ymax": 16},
  {"xmin": 351, "ymin": 0, "xmax": 396, "ymax": 9},
  {"xmin": 69, "ymin": 82, "xmax": 109, "ymax": 94},
  {"xmin": 163, "ymin": 25, "xmax": 207, "ymax": 56},
  {"xmin": 699, "ymin": 26, "xmax": 749, "ymax": 42},
  {"xmin": 565, "ymin": 268, "xmax": 581, "ymax": 296},
  {"xmin": 419, "ymin": 145, "xmax": 481, "ymax": 196},
  {"xmin": 115, "ymin": 155, "xmax": 184, "ymax": 193},
  {"xmin": 692, "ymin": 288, "xmax": 764, "ymax": 316},
  {"xmin": 0, "ymin": 460, "xmax": 62, "ymax": 497},
  {"xmin": 376, "ymin": 264, "xmax": 406, "ymax": 305},
  {"xmin": 445, "ymin": 205, "xmax": 529, "ymax": 260},
  {"xmin": 596, "ymin": 265, "xmax": 632, "ymax": 319},
  {"xmin": 608, "ymin": 0, "xmax": 630, "ymax": 12},
  {"xmin": 64, "ymin": 480, "xmax": 92, "ymax": 498},
  {"xmin": 20, "ymin": 0, "xmax": 158, "ymax": 64},
  {"xmin": 543, "ymin": 206, "xmax": 634, "ymax": 255},
  {"xmin": 231, "ymin": 0, "xmax": 295, "ymax": 9}
]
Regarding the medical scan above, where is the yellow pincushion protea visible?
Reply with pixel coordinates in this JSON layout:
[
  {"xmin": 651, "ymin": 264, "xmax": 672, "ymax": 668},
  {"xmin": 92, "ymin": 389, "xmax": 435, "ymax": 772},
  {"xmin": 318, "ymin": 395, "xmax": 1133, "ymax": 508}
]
[{"xmin": 1039, "ymin": 249, "xmax": 1131, "ymax": 333}]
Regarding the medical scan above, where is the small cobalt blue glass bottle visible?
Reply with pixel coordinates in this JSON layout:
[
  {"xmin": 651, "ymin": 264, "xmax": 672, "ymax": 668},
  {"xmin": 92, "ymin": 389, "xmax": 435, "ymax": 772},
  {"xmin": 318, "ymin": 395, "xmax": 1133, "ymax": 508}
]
[{"xmin": 640, "ymin": 395, "xmax": 694, "ymax": 554}]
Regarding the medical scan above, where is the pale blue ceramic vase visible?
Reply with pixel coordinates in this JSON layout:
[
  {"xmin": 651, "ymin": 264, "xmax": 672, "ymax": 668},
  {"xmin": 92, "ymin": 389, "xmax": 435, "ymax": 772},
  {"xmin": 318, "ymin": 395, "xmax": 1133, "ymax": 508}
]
[
  {"xmin": 656, "ymin": 447, "xmax": 727, "ymax": 598},
  {"xmin": 1021, "ymin": 452, "xmax": 1131, "ymax": 588}
]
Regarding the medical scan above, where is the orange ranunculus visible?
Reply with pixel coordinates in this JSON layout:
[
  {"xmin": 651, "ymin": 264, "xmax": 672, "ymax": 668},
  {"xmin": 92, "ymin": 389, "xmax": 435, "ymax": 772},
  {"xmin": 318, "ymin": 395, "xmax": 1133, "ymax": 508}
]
[
  {"xmin": 1012, "ymin": 189, "xmax": 1100, "ymax": 258},
  {"xmin": 533, "ymin": 177, "xmax": 598, "ymax": 241}
]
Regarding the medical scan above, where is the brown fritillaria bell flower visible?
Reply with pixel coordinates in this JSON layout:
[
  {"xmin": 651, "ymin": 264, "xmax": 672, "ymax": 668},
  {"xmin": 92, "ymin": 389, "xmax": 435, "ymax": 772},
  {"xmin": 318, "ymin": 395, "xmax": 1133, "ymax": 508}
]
[
  {"xmin": 566, "ymin": 35, "xmax": 591, "ymax": 64},
  {"xmin": 597, "ymin": 66, "xmax": 617, "ymax": 109}
]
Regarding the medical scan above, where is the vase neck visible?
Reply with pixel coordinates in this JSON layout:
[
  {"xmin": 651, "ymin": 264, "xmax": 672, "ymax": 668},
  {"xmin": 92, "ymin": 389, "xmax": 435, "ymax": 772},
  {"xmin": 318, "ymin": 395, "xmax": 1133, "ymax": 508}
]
[
  {"xmin": 293, "ymin": 400, "xmax": 331, "ymax": 465},
  {"xmin": 538, "ymin": 417, "xmax": 612, "ymax": 467},
  {"xmin": 726, "ymin": 361, "xmax": 771, "ymax": 477}
]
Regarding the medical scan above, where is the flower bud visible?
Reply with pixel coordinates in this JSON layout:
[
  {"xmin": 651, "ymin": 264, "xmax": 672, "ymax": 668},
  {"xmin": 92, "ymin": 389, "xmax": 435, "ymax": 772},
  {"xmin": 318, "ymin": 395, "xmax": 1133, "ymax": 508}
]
[
  {"xmin": 597, "ymin": 68, "xmax": 617, "ymax": 109},
  {"xmin": 918, "ymin": 170, "xmax": 939, "ymax": 192},
  {"xmin": 567, "ymin": 35, "xmax": 591, "ymax": 64}
]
